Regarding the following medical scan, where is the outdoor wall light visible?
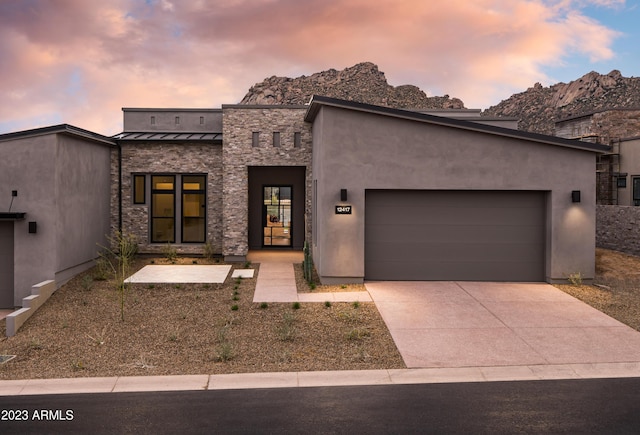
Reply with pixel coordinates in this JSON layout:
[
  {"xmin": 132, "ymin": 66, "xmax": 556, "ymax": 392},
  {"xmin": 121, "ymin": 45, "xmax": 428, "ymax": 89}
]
[
  {"xmin": 340, "ymin": 189, "xmax": 348, "ymax": 202},
  {"xmin": 28, "ymin": 221, "xmax": 37, "ymax": 234},
  {"xmin": 571, "ymin": 190, "xmax": 581, "ymax": 203}
]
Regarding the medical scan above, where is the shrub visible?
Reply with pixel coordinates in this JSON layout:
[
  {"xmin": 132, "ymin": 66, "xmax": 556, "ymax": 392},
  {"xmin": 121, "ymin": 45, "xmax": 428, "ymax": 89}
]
[
  {"xmin": 324, "ymin": 301, "xmax": 332, "ymax": 308},
  {"xmin": 568, "ymin": 272, "xmax": 583, "ymax": 286},
  {"xmin": 163, "ymin": 242, "xmax": 177, "ymax": 262},
  {"xmin": 292, "ymin": 302, "xmax": 301, "ymax": 310}
]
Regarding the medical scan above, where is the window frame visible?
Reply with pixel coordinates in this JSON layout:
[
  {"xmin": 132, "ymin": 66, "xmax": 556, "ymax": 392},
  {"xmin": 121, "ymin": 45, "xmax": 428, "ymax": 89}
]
[
  {"xmin": 133, "ymin": 174, "xmax": 146, "ymax": 205},
  {"xmin": 151, "ymin": 175, "xmax": 176, "ymax": 243},
  {"xmin": 181, "ymin": 174, "xmax": 207, "ymax": 243}
]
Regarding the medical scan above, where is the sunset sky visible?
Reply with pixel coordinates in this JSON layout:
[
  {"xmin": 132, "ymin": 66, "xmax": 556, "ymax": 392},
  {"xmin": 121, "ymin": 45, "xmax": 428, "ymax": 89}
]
[{"xmin": 1, "ymin": 0, "xmax": 638, "ymax": 136}]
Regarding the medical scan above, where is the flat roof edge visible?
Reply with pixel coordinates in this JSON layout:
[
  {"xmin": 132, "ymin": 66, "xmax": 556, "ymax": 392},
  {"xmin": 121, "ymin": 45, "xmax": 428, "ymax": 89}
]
[{"xmin": 305, "ymin": 95, "xmax": 610, "ymax": 153}]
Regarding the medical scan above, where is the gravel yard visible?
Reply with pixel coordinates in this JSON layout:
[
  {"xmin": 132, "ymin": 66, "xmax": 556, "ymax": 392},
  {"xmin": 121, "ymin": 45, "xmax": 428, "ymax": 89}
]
[{"xmin": 0, "ymin": 257, "xmax": 404, "ymax": 380}]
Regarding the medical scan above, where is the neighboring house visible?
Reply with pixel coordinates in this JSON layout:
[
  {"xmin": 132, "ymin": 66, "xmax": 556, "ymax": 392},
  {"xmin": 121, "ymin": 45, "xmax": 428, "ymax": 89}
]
[
  {"xmin": 0, "ymin": 96, "xmax": 607, "ymax": 308},
  {"xmin": 615, "ymin": 136, "xmax": 640, "ymax": 206},
  {"xmin": 0, "ymin": 125, "xmax": 114, "ymax": 308},
  {"xmin": 555, "ymin": 108, "xmax": 640, "ymax": 205}
]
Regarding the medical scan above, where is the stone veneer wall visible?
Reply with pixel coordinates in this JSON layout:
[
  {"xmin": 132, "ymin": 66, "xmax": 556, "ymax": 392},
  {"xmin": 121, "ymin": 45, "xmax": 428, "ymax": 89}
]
[
  {"xmin": 596, "ymin": 205, "xmax": 640, "ymax": 255},
  {"xmin": 222, "ymin": 106, "xmax": 312, "ymax": 258},
  {"xmin": 110, "ymin": 142, "xmax": 223, "ymax": 254}
]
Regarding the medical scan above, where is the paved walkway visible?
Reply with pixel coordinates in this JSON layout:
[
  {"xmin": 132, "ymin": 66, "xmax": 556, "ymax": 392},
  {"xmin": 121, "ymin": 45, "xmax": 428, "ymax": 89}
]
[{"xmin": 250, "ymin": 251, "xmax": 371, "ymax": 303}]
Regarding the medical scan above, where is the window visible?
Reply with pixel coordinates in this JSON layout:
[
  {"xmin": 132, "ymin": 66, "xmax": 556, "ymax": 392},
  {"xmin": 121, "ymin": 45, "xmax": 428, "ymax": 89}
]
[
  {"xmin": 273, "ymin": 132, "xmax": 281, "ymax": 147},
  {"xmin": 294, "ymin": 132, "xmax": 301, "ymax": 148},
  {"xmin": 617, "ymin": 176, "xmax": 627, "ymax": 188},
  {"xmin": 634, "ymin": 177, "xmax": 640, "ymax": 206},
  {"xmin": 151, "ymin": 116, "xmax": 156, "ymax": 125},
  {"xmin": 252, "ymin": 132, "xmax": 260, "ymax": 147},
  {"xmin": 199, "ymin": 116, "xmax": 204, "ymax": 125},
  {"xmin": 175, "ymin": 116, "xmax": 180, "ymax": 125},
  {"xmin": 133, "ymin": 174, "xmax": 146, "ymax": 204},
  {"xmin": 263, "ymin": 186, "xmax": 292, "ymax": 247},
  {"xmin": 182, "ymin": 175, "xmax": 206, "ymax": 243},
  {"xmin": 151, "ymin": 175, "xmax": 175, "ymax": 243}
]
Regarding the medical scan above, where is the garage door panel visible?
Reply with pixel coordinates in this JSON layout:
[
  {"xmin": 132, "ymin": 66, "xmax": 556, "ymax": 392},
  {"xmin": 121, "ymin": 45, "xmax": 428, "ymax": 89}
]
[
  {"xmin": 366, "ymin": 241, "xmax": 544, "ymax": 263},
  {"xmin": 366, "ymin": 224, "xmax": 544, "ymax": 244},
  {"xmin": 365, "ymin": 190, "xmax": 545, "ymax": 281},
  {"xmin": 369, "ymin": 206, "xmax": 542, "ymax": 226},
  {"xmin": 366, "ymin": 259, "xmax": 544, "ymax": 282}
]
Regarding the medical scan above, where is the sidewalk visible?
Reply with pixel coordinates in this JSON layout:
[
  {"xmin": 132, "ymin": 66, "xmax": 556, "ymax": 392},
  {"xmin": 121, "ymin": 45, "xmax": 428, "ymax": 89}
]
[{"xmin": 4, "ymin": 363, "xmax": 640, "ymax": 396}]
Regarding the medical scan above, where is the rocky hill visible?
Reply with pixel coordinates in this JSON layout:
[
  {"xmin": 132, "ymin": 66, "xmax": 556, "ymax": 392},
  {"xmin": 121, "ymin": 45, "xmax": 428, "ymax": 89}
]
[
  {"xmin": 241, "ymin": 63, "xmax": 640, "ymax": 138},
  {"xmin": 483, "ymin": 70, "xmax": 640, "ymax": 135},
  {"xmin": 240, "ymin": 62, "xmax": 465, "ymax": 110}
]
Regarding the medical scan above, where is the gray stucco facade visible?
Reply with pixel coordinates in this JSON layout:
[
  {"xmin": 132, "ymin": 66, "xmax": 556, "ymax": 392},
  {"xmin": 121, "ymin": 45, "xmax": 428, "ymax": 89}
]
[
  {"xmin": 0, "ymin": 126, "xmax": 113, "ymax": 307},
  {"xmin": 305, "ymin": 97, "xmax": 606, "ymax": 284}
]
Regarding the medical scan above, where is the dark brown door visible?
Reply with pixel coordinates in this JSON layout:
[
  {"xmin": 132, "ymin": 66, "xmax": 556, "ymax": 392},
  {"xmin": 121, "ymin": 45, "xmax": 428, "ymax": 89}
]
[{"xmin": 0, "ymin": 222, "xmax": 14, "ymax": 308}]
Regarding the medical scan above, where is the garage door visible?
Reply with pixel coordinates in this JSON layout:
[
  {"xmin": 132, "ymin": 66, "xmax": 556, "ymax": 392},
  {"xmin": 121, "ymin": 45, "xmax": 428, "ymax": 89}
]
[{"xmin": 365, "ymin": 190, "xmax": 545, "ymax": 281}]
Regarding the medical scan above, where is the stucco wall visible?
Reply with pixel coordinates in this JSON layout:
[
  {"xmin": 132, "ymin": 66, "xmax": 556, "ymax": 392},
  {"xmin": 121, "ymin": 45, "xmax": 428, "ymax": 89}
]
[
  {"xmin": 114, "ymin": 142, "xmax": 223, "ymax": 254},
  {"xmin": 221, "ymin": 106, "xmax": 312, "ymax": 259},
  {"xmin": 0, "ymin": 135, "xmax": 57, "ymax": 305},
  {"xmin": 0, "ymin": 132, "xmax": 112, "ymax": 306},
  {"xmin": 311, "ymin": 106, "xmax": 597, "ymax": 283},
  {"xmin": 55, "ymin": 134, "xmax": 112, "ymax": 284},
  {"xmin": 596, "ymin": 205, "xmax": 640, "ymax": 255}
]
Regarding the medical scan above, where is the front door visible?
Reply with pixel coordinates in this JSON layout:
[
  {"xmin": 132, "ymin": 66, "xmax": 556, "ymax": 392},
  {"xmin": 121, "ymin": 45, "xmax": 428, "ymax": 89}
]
[
  {"xmin": 0, "ymin": 222, "xmax": 14, "ymax": 308},
  {"xmin": 263, "ymin": 186, "xmax": 292, "ymax": 247}
]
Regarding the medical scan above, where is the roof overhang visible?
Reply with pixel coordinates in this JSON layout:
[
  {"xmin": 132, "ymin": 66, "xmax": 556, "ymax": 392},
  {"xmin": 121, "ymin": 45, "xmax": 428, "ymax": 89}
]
[
  {"xmin": 113, "ymin": 132, "xmax": 223, "ymax": 143},
  {"xmin": 0, "ymin": 212, "xmax": 26, "ymax": 221},
  {"xmin": 0, "ymin": 124, "xmax": 116, "ymax": 147},
  {"xmin": 305, "ymin": 95, "xmax": 611, "ymax": 154}
]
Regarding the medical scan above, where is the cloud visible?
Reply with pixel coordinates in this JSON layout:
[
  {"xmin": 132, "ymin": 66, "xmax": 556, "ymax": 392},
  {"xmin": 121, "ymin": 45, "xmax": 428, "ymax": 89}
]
[{"xmin": 0, "ymin": 0, "xmax": 625, "ymax": 134}]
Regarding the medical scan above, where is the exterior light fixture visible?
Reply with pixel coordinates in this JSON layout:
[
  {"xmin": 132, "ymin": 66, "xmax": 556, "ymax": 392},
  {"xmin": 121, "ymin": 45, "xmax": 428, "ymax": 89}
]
[
  {"xmin": 571, "ymin": 190, "xmax": 581, "ymax": 203},
  {"xmin": 340, "ymin": 189, "xmax": 348, "ymax": 202}
]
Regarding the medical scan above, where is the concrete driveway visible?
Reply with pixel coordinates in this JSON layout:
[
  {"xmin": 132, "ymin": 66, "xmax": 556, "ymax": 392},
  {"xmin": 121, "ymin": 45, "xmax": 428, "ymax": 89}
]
[{"xmin": 366, "ymin": 281, "xmax": 640, "ymax": 368}]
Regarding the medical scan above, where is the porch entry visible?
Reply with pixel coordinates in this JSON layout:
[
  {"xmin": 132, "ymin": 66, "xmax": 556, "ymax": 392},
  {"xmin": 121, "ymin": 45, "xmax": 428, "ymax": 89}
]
[
  {"xmin": 263, "ymin": 186, "xmax": 292, "ymax": 247},
  {"xmin": 248, "ymin": 166, "xmax": 306, "ymax": 250}
]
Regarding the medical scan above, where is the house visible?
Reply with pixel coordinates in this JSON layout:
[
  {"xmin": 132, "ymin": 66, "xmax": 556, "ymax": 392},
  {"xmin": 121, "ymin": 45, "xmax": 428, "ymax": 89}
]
[
  {"xmin": 0, "ymin": 96, "xmax": 608, "ymax": 308},
  {"xmin": 555, "ymin": 108, "xmax": 640, "ymax": 204},
  {"xmin": 0, "ymin": 125, "xmax": 114, "ymax": 308}
]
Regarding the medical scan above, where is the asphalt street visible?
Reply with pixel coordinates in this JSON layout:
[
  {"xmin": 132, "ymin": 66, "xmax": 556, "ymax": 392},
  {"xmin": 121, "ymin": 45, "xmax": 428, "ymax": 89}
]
[{"xmin": 2, "ymin": 377, "xmax": 640, "ymax": 434}]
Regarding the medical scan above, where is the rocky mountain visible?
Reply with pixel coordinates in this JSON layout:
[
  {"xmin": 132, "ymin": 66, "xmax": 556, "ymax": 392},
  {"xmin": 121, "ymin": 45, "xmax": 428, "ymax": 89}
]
[
  {"xmin": 241, "ymin": 63, "xmax": 640, "ymax": 139},
  {"xmin": 483, "ymin": 70, "xmax": 640, "ymax": 135},
  {"xmin": 240, "ymin": 62, "xmax": 465, "ymax": 110}
]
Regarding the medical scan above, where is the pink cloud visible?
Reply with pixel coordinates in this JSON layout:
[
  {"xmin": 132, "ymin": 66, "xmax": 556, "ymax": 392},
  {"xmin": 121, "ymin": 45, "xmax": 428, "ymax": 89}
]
[{"xmin": 0, "ymin": 0, "xmax": 625, "ymax": 134}]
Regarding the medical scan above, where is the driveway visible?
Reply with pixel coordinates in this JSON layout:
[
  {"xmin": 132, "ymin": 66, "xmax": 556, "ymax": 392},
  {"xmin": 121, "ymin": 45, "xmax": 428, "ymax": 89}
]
[{"xmin": 366, "ymin": 281, "xmax": 640, "ymax": 368}]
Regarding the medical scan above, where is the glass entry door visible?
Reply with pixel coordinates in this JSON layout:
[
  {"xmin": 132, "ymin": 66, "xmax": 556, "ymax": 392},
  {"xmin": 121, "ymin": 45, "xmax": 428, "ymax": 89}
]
[{"xmin": 263, "ymin": 186, "xmax": 292, "ymax": 247}]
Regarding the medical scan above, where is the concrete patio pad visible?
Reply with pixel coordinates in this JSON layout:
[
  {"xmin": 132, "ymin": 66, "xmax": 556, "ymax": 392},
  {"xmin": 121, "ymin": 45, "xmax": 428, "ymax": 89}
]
[
  {"xmin": 124, "ymin": 265, "xmax": 232, "ymax": 284},
  {"xmin": 366, "ymin": 281, "xmax": 640, "ymax": 369}
]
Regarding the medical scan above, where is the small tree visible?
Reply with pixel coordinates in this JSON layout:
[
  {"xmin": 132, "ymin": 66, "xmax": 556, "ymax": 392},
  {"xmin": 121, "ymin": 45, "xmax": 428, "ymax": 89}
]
[{"xmin": 98, "ymin": 231, "xmax": 138, "ymax": 322}]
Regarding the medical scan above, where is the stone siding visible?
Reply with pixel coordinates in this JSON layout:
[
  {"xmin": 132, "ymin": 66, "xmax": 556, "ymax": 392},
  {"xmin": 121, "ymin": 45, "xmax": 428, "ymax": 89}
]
[
  {"xmin": 596, "ymin": 205, "xmax": 640, "ymax": 255},
  {"xmin": 222, "ymin": 106, "xmax": 312, "ymax": 258},
  {"xmin": 111, "ymin": 142, "xmax": 223, "ymax": 255}
]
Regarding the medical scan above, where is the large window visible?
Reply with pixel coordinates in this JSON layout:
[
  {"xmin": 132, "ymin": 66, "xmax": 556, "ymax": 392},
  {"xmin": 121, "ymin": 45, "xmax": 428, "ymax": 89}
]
[
  {"xmin": 151, "ymin": 175, "xmax": 175, "ymax": 243},
  {"xmin": 182, "ymin": 175, "xmax": 206, "ymax": 243}
]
